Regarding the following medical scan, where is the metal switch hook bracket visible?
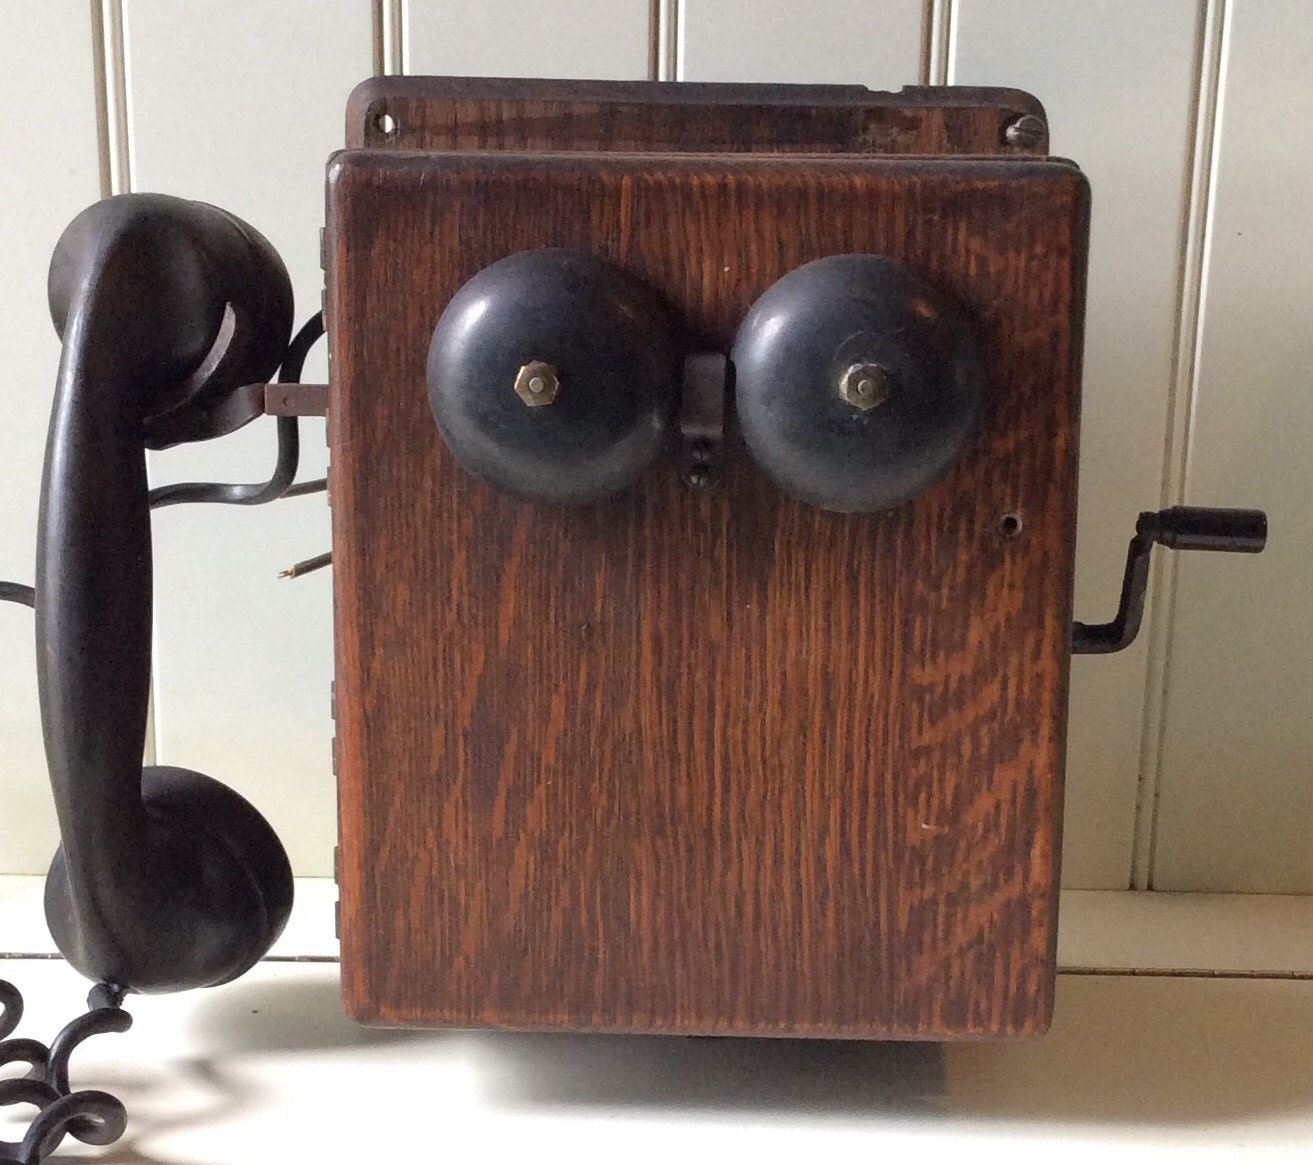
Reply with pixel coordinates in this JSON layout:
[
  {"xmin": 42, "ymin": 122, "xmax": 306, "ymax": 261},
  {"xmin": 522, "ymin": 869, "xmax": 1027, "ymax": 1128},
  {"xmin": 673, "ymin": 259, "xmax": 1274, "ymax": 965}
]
[
  {"xmin": 679, "ymin": 352, "xmax": 727, "ymax": 490},
  {"xmin": 1071, "ymin": 506, "xmax": 1268, "ymax": 655}
]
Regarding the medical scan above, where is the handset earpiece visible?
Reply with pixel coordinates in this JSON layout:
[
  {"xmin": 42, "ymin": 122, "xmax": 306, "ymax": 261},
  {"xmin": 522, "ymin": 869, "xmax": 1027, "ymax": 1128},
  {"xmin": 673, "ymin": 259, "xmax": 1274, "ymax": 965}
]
[
  {"xmin": 426, "ymin": 249, "xmax": 680, "ymax": 505},
  {"xmin": 38, "ymin": 194, "xmax": 294, "ymax": 993},
  {"xmin": 732, "ymin": 254, "xmax": 984, "ymax": 513},
  {"xmin": 47, "ymin": 197, "xmax": 295, "ymax": 449}
]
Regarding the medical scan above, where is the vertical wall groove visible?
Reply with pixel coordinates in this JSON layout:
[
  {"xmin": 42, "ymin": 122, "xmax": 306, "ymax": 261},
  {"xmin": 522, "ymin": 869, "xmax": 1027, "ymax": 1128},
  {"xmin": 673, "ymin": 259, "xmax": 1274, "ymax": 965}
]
[
  {"xmin": 386, "ymin": 0, "xmax": 406, "ymax": 73},
  {"xmin": 924, "ymin": 0, "xmax": 953, "ymax": 85},
  {"xmin": 651, "ymin": 0, "xmax": 679, "ymax": 81},
  {"xmin": 919, "ymin": 0, "xmax": 933, "ymax": 84},
  {"xmin": 89, "ymin": 0, "xmax": 112, "ymax": 196},
  {"xmin": 400, "ymin": 0, "xmax": 409, "ymax": 73},
  {"xmin": 101, "ymin": 0, "xmax": 132, "ymax": 194},
  {"xmin": 1132, "ymin": 0, "xmax": 1231, "ymax": 889},
  {"xmin": 371, "ymin": 0, "xmax": 384, "ymax": 74},
  {"xmin": 375, "ymin": 0, "xmax": 406, "ymax": 74},
  {"xmin": 943, "ymin": 0, "xmax": 958, "ymax": 83},
  {"xmin": 648, "ymin": 0, "xmax": 660, "ymax": 79}
]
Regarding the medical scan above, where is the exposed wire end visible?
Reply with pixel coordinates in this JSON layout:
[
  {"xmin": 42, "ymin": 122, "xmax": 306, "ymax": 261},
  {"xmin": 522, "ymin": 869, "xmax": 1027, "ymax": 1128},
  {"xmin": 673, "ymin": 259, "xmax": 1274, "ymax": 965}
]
[
  {"xmin": 282, "ymin": 477, "xmax": 327, "ymax": 498},
  {"xmin": 279, "ymin": 551, "xmax": 332, "ymax": 580}
]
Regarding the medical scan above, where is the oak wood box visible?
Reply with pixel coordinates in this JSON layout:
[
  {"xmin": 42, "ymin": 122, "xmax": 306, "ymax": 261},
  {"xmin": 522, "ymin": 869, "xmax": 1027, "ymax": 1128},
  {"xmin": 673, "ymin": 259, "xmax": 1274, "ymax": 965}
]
[{"xmin": 327, "ymin": 80, "xmax": 1089, "ymax": 1040}]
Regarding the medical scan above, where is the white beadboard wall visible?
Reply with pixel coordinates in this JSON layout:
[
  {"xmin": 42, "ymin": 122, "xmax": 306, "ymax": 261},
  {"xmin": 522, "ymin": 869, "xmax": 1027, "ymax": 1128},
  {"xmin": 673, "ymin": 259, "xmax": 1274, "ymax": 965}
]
[
  {"xmin": 1152, "ymin": 0, "xmax": 1313, "ymax": 892},
  {"xmin": 948, "ymin": 0, "xmax": 1206, "ymax": 891},
  {"xmin": 0, "ymin": 1, "xmax": 104, "ymax": 879},
  {"xmin": 678, "ymin": 0, "xmax": 923, "ymax": 85},
  {"xmin": 0, "ymin": 1, "xmax": 1305, "ymax": 895},
  {"xmin": 124, "ymin": 0, "xmax": 371, "ymax": 882}
]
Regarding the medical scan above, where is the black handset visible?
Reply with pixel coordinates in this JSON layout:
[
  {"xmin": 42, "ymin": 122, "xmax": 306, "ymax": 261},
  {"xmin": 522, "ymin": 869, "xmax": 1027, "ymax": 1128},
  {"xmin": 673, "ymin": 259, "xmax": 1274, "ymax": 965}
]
[{"xmin": 36, "ymin": 194, "xmax": 296, "ymax": 994}]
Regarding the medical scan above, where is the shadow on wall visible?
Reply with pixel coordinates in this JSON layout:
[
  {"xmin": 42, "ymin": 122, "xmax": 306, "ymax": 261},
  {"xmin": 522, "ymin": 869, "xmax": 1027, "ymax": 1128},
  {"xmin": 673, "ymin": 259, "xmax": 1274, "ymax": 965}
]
[{"xmin": 185, "ymin": 969, "xmax": 1313, "ymax": 1128}]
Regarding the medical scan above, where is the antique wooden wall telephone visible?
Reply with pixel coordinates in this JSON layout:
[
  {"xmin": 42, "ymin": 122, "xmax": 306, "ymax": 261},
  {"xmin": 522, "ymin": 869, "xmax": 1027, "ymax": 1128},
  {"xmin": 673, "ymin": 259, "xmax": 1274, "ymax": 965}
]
[{"xmin": 0, "ymin": 77, "xmax": 1267, "ymax": 1162}]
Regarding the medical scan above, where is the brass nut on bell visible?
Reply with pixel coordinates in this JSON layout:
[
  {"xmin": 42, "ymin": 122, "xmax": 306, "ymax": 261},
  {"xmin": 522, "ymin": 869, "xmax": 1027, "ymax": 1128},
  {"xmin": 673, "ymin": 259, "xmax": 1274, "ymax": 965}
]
[
  {"xmin": 839, "ymin": 362, "xmax": 893, "ymax": 411},
  {"xmin": 514, "ymin": 361, "xmax": 560, "ymax": 407}
]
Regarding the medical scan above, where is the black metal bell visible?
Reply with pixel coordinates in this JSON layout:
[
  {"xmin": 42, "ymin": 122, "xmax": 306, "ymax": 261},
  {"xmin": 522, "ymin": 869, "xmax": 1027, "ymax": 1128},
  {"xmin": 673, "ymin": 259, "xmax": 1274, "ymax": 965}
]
[
  {"xmin": 732, "ymin": 254, "xmax": 984, "ymax": 513},
  {"xmin": 427, "ymin": 249, "xmax": 678, "ymax": 505}
]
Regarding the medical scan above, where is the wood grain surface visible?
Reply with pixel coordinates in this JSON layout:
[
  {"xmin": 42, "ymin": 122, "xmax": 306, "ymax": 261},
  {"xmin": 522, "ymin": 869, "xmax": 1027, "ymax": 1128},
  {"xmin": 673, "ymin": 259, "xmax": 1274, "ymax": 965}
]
[
  {"xmin": 328, "ymin": 151, "xmax": 1088, "ymax": 1039},
  {"xmin": 344, "ymin": 76, "xmax": 1049, "ymax": 155}
]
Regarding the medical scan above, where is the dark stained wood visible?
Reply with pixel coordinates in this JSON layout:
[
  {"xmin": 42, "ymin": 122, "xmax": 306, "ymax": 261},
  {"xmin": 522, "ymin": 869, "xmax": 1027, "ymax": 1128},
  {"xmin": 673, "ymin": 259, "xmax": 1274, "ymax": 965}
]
[
  {"xmin": 328, "ymin": 151, "xmax": 1089, "ymax": 1040},
  {"xmin": 345, "ymin": 76, "xmax": 1049, "ymax": 155}
]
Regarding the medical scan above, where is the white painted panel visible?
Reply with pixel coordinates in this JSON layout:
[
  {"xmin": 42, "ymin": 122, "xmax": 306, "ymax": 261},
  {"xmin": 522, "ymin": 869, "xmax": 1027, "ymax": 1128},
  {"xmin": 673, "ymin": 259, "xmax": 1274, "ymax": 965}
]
[
  {"xmin": 1153, "ymin": 3, "xmax": 1313, "ymax": 891},
  {"xmin": 0, "ymin": 3, "xmax": 102, "ymax": 873},
  {"xmin": 406, "ymin": 0, "xmax": 650, "ymax": 78},
  {"xmin": 1059, "ymin": 890, "xmax": 1313, "ymax": 975},
  {"xmin": 952, "ymin": 1, "xmax": 1203, "ymax": 888},
  {"xmin": 680, "ymin": 0, "xmax": 923, "ymax": 85},
  {"xmin": 125, "ymin": 0, "xmax": 372, "ymax": 875}
]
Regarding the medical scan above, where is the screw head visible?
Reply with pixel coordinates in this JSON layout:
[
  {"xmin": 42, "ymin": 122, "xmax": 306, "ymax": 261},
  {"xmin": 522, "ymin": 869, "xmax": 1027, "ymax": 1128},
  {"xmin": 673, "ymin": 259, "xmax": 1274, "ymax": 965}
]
[
  {"xmin": 1004, "ymin": 113, "xmax": 1046, "ymax": 149},
  {"xmin": 514, "ymin": 361, "xmax": 559, "ymax": 407},
  {"xmin": 839, "ymin": 362, "xmax": 894, "ymax": 411},
  {"xmin": 997, "ymin": 511, "xmax": 1024, "ymax": 539}
]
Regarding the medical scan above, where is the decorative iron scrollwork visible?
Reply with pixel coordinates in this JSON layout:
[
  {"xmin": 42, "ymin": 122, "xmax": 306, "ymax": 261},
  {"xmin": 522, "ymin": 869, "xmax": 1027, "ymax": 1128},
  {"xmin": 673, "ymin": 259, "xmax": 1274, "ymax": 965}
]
[{"xmin": 0, "ymin": 980, "xmax": 131, "ymax": 1165}]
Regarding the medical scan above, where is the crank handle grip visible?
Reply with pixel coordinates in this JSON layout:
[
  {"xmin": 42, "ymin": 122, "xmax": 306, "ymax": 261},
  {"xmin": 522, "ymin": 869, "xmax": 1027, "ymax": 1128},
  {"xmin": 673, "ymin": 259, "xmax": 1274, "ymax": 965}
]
[{"xmin": 1138, "ymin": 506, "xmax": 1267, "ymax": 554}]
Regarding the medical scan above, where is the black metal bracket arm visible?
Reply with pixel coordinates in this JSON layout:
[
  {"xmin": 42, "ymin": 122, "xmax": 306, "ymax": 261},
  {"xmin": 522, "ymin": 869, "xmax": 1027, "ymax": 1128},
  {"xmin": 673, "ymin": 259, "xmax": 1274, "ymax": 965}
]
[
  {"xmin": 0, "ymin": 981, "xmax": 131, "ymax": 1165},
  {"xmin": 1071, "ymin": 506, "xmax": 1267, "ymax": 655},
  {"xmin": 147, "ymin": 312, "xmax": 325, "ymax": 509},
  {"xmin": 678, "ymin": 352, "xmax": 728, "ymax": 490}
]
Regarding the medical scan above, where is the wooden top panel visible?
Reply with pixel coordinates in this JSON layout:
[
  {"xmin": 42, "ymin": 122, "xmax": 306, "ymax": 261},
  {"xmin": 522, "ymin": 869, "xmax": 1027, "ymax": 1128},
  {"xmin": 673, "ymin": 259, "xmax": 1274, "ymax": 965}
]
[
  {"xmin": 345, "ymin": 77, "xmax": 1049, "ymax": 155},
  {"xmin": 328, "ymin": 151, "xmax": 1088, "ymax": 1038}
]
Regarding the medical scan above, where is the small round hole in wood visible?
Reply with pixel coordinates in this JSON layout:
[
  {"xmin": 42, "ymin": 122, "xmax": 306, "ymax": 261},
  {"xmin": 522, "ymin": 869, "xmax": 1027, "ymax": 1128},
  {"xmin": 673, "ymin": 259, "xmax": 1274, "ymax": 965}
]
[
  {"xmin": 997, "ymin": 512, "xmax": 1024, "ymax": 539},
  {"xmin": 373, "ymin": 110, "xmax": 397, "ymax": 137}
]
